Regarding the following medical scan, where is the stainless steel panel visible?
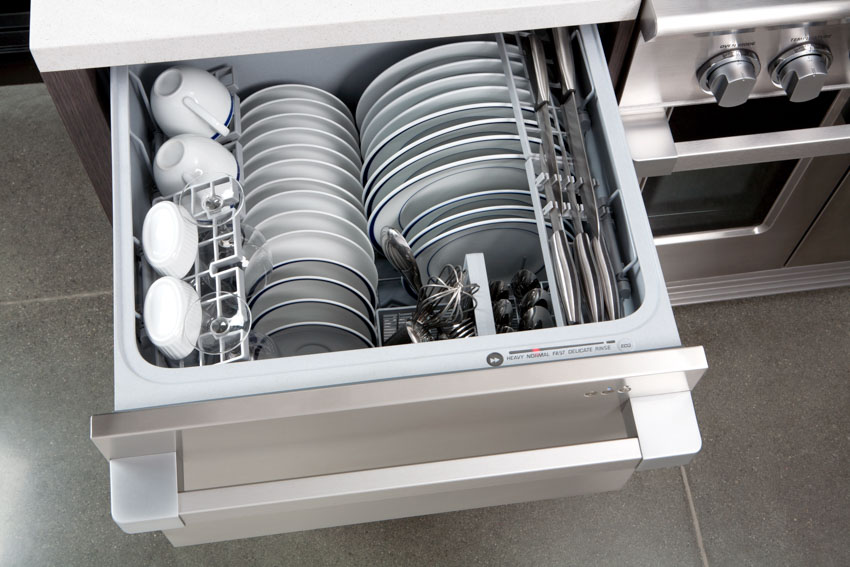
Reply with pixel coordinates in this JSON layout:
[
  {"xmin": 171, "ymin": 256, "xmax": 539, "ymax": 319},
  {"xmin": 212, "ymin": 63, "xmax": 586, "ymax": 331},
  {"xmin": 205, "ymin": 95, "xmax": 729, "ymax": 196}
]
[
  {"xmin": 788, "ymin": 169, "xmax": 850, "ymax": 266},
  {"xmin": 621, "ymin": 16, "xmax": 850, "ymax": 109},
  {"xmin": 653, "ymin": 151, "xmax": 850, "ymax": 280},
  {"xmin": 165, "ymin": 439, "xmax": 642, "ymax": 546},
  {"xmin": 625, "ymin": 112, "xmax": 850, "ymax": 177},
  {"xmin": 92, "ymin": 347, "xmax": 708, "ymax": 491},
  {"xmin": 641, "ymin": 0, "xmax": 850, "ymax": 41},
  {"xmin": 666, "ymin": 261, "xmax": 850, "ymax": 305}
]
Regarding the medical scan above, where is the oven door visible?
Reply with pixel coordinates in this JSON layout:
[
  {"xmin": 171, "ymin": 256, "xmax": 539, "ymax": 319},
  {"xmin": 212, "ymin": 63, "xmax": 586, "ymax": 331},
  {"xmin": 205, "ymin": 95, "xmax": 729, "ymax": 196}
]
[{"xmin": 621, "ymin": 90, "xmax": 850, "ymax": 283}]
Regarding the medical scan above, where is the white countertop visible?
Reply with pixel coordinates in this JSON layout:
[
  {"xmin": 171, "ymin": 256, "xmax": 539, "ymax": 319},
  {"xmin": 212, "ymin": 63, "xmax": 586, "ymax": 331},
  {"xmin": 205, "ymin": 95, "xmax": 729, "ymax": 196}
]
[{"xmin": 30, "ymin": 0, "xmax": 639, "ymax": 72}]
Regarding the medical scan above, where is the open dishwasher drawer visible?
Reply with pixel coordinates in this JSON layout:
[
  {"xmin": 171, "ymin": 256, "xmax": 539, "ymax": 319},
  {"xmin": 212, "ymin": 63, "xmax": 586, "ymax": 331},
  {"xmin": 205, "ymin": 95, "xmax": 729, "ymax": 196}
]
[{"xmin": 94, "ymin": 25, "xmax": 707, "ymax": 546}]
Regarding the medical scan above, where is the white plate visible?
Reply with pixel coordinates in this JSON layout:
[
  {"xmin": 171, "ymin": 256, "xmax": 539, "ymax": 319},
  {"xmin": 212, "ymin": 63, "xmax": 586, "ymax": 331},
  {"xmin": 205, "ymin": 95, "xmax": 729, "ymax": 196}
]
[
  {"xmin": 254, "ymin": 210, "xmax": 374, "ymax": 260},
  {"xmin": 362, "ymin": 104, "xmax": 535, "ymax": 182},
  {"xmin": 364, "ymin": 116, "xmax": 538, "ymax": 185},
  {"xmin": 356, "ymin": 41, "xmax": 522, "ymax": 126},
  {"xmin": 260, "ymin": 259, "xmax": 375, "ymax": 306},
  {"xmin": 240, "ymin": 113, "xmax": 359, "ymax": 153},
  {"xmin": 244, "ymin": 158, "xmax": 363, "ymax": 202},
  {"xmin": 365, "ymin": 135, "xmax": 527, "ymax": 207},
  {"xmin": 249, "ymin": 276, "xmax": 375, "ymax": 326},
  {"xmin": 361, "ymin": 73, "xmax": 532, "ymax": 148},
  {"xmin": 241, "ymin": 84, "xmax": 353, "ymax": 122},
  {"xmin": 413, "ymin": 218, "xmax": 547, "ymax": 281},
  {"xmin": 408, "ymin": 205, "xmax": 537, "ymax": 248},
  {"xmin": 246, "ymin": 178, "xmax": 364, "ymax": 214},
  {"xmin": 242, "ymin": 127, "xmax": 361, "ymax": 168},
  {"xmin": 244, "ymin": 143, "xmax": 360, "ymax": 179},
  {"xmin": 242, "ymin": 98, "xmax": 357, "ymax": 140},
  {"xmin": 265, "ymin": 322, "xmax": 372, "ymax": 357},
  {"xmin": 403, "ymin": 189, "xmax": 544, "ymax": 240},
  {"xmin": 246, "ymin": 189, "xmax": 366, "ymax": 233},
  {"xmin": 362, "ymin": 85, "xmax": 534, "ymax": 156},
  {"xmin": 360, "ymin": 57, "xmax": 527, "ymax": 130},
  {"xmin": 245, "ymin": 229, "xmax": 378, "ymax": 299},
  {"xmin": 254, "ymin": 299, "xmax": 377, "ymax": 346},
  {"xmin": 367, "ymin": 154, "xmax": 528, "ymax": 247}
]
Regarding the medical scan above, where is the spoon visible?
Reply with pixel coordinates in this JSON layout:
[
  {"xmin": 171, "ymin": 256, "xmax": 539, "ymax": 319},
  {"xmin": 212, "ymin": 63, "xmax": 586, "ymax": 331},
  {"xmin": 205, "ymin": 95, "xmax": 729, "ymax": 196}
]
[
  {"xmin": 381, "ymin": 227, "xmax": 422, "ymax": 295},
  {"xmin": 519, "ymin": 288, "xmax": 552, "ymax": 314},
  {"xmin": 519, "ymin": 306, "xmax": 554, "ymax": 331},
  {"xmin": 492, "ymin": 298, "xmax": 513, "ymax": 327}
]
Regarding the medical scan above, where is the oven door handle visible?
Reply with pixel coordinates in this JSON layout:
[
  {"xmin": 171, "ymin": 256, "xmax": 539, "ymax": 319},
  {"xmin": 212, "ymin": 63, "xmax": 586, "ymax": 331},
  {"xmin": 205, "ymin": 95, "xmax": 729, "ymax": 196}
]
[{"xmin": 622, "ymin": 108, "xmax": 850, "ymax": 177}]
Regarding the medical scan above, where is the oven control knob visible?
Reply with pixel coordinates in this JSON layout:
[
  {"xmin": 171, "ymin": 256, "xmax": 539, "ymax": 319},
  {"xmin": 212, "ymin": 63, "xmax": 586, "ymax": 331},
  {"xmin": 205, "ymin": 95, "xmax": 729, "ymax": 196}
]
[
  {"xmin": 697, "ymin": 50, "xmax": 761, "ymax": 107},
  {"xmin": 770, "ymin": 44, "xmax": 832, "ymax": 103}
]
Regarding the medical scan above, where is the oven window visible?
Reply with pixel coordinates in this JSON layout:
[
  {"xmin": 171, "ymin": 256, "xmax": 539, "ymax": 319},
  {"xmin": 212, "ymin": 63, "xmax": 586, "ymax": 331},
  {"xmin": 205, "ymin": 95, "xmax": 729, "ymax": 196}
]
[{"xmin": 642, "ymin": 160, "xmax": 798, "ymax": 236}]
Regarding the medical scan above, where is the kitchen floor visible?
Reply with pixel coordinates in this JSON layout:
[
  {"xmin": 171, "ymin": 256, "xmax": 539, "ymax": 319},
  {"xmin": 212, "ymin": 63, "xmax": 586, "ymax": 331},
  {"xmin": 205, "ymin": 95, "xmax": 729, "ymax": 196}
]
[{"xmin": 1, "ymin": 82, "xmax": 848, "ymax": 567}]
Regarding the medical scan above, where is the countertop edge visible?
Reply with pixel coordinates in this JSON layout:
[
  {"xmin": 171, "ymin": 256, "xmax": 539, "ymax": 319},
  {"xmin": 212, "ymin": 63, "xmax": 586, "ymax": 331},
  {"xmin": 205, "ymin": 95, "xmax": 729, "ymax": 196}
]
[{"xmin": 30, "ymin": 1, "xmax": 639, "ymax": 72}]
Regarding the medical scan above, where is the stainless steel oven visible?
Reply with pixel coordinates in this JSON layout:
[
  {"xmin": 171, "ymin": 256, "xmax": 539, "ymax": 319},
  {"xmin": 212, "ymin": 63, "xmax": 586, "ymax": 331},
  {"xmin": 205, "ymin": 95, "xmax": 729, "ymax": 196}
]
[{"xmin": 617, "ymin": 0, "xmax": 850, "ymax": 300}]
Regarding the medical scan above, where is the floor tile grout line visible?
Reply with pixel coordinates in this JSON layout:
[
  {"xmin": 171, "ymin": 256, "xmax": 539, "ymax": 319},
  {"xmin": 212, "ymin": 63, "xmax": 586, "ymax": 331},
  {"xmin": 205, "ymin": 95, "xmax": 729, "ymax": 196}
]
[
  {"xmin": 0, "ymin": 290, "xmax": 113, "ymax": 307},
  {"xmin": 681, "ymin": 465, "xmax": 710, "ymax": 567}
]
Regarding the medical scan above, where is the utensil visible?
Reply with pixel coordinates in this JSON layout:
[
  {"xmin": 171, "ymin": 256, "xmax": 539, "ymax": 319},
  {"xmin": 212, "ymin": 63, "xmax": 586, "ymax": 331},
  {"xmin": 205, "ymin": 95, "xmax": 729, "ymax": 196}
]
[
  {"xmin": 380, "ymin": 227, "xmax": 423, "ymax": 295},
  {"xmin": 519, "ymin": 306, "xmax": 555, "ymax": 331},
  {"xmin": 519, "ymin": 287, "xmax": 552, "ymax": 314},
  {"xmin": 489, "ymin": 280, "xmax": 510, "ymax": 301},
  {"xmin": 527, "ymin": 33, "xmax": 579, "ymax": 325},
  {"xmin": 510, "ymin": 269, "xmax": 540, "ymax": 299},
  {"xmin": 492, "ymin": 298, "xmax": 513, "ymax": 327},
  {"xmin": 383, "ymin": 319, "xmax": 433, "ymax": 346},
  {"xmin": 496, "ymin": 325, "xmax": 515, "ymax": 334},
  {"xmin": 151, "ymin": 66, "xmax": 233, "ymax": 138},
  {"xmin": 553, "ymin": 27, "xmax": 618, "ymax": 321},
  {"xmin": 153, "ymin": 134, "xmax": 238, "ymax": 196}
]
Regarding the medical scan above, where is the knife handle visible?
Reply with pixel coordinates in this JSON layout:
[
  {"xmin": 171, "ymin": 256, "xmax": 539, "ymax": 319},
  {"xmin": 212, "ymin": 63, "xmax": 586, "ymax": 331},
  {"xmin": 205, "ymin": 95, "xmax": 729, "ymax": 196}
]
[
  {"xmin": 528, "ymin": 34, "xmax": 552, "ymax": 106},
  {"xmin": 551, "ymin": 231, "xmax": 576, "ymax": 324},
  {"xmin": 553, "ymin": 27, "xmax": 578, "ymax": 95},
  {"xmin": 576, "ymin": 233, "xmax": 599, "ymax": 323}
]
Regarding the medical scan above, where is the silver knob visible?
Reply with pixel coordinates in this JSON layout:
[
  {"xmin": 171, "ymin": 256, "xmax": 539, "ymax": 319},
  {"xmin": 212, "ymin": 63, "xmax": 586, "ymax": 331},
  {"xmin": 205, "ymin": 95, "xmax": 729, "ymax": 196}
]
[
  {"xmin": 770, "ymin": 44, "xmax": 832, "ymax": 103},
  {"xmin": 697, "ymin": 50, "xmax": 761, "ymax": 107}
]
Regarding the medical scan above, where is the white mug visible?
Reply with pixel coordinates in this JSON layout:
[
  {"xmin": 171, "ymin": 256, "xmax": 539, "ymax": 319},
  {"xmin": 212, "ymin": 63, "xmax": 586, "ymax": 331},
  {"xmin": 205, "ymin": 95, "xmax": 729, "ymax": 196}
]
[
  {"xmin": 151, "ymin": 66, "xmax": 233, "ymax": 139},
  {"xmin": 153, "ymin": 134, "xmax": 239, "ymax": 196}
]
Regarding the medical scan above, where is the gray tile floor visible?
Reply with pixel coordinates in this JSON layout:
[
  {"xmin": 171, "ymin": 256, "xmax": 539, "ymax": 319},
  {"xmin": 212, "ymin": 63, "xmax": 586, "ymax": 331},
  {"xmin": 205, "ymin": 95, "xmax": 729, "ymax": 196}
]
[{"xmin": 1, "ymin": 83, "xmax": 848, "ymax": 566}]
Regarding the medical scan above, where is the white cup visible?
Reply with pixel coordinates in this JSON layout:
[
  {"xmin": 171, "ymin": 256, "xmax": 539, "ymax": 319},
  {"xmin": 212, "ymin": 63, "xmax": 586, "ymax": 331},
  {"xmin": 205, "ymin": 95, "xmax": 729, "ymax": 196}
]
[
  {"xmin": 144, "ymin": 276, "xmax": 202, "ymax": 360},
  {"xmin": 153, "ymin": 134, "xmax": 239, "ymax": 196},
  {"xmin": 142, "ymin": 201, "xmax": 199, "ymax": 278},
  {"xmin": 151, "ymin": 66, "xmax": 233, "ymax": 139}
]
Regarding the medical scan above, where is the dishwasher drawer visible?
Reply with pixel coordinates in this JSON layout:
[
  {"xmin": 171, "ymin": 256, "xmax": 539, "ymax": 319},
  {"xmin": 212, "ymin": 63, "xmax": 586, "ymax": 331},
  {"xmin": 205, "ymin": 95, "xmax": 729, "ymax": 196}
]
[{"xmin": 95, "ymin": 25, "xmax": 708, "ymax": 546}]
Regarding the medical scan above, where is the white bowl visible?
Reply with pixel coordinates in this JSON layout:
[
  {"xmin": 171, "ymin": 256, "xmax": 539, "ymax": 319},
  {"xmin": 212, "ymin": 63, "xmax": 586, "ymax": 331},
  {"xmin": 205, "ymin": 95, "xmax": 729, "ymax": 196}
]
[
  {"xmin": 153, "ymin": 134, "xmax": 238, "ymax": 196},
  {"xmin": 143, "ymin": 277, "xmax": 202, "ymax": 360},
  {"xmin": 151, "ymin": 66, "xmax": 233, "ymax": 138},
  {"xmin": 142, "ymin": 201, "xmax": 198, "ymax": 277}
]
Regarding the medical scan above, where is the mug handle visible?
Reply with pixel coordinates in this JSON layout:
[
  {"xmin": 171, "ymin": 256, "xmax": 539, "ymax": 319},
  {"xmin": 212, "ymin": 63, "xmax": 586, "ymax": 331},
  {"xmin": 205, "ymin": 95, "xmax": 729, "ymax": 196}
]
[{"xmin": 183, "ymin": 96, "xmax": 230, "ymax": 138}]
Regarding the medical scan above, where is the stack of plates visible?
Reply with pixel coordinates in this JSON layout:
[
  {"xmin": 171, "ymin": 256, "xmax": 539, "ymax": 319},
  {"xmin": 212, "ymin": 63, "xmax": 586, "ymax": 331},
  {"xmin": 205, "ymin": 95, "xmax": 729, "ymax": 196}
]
[
  {"xmin": 356, "ymin": 41, "xmax": 552, "ymax": 282},
  {"xmin": 240, "ymin": 85, "xmax": 377, "ymax": 357}
]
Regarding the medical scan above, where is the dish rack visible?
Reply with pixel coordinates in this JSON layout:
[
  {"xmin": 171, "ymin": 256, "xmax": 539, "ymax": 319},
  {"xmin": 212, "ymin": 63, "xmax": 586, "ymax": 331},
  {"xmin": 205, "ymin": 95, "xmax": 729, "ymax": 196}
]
[
  {"xmin": 130, "ymin": 66, "xmax": 268, "ymax": 367},
  {"xmin": 110, "ymin": 27, "xmax": 680, "ymax": 411}
]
